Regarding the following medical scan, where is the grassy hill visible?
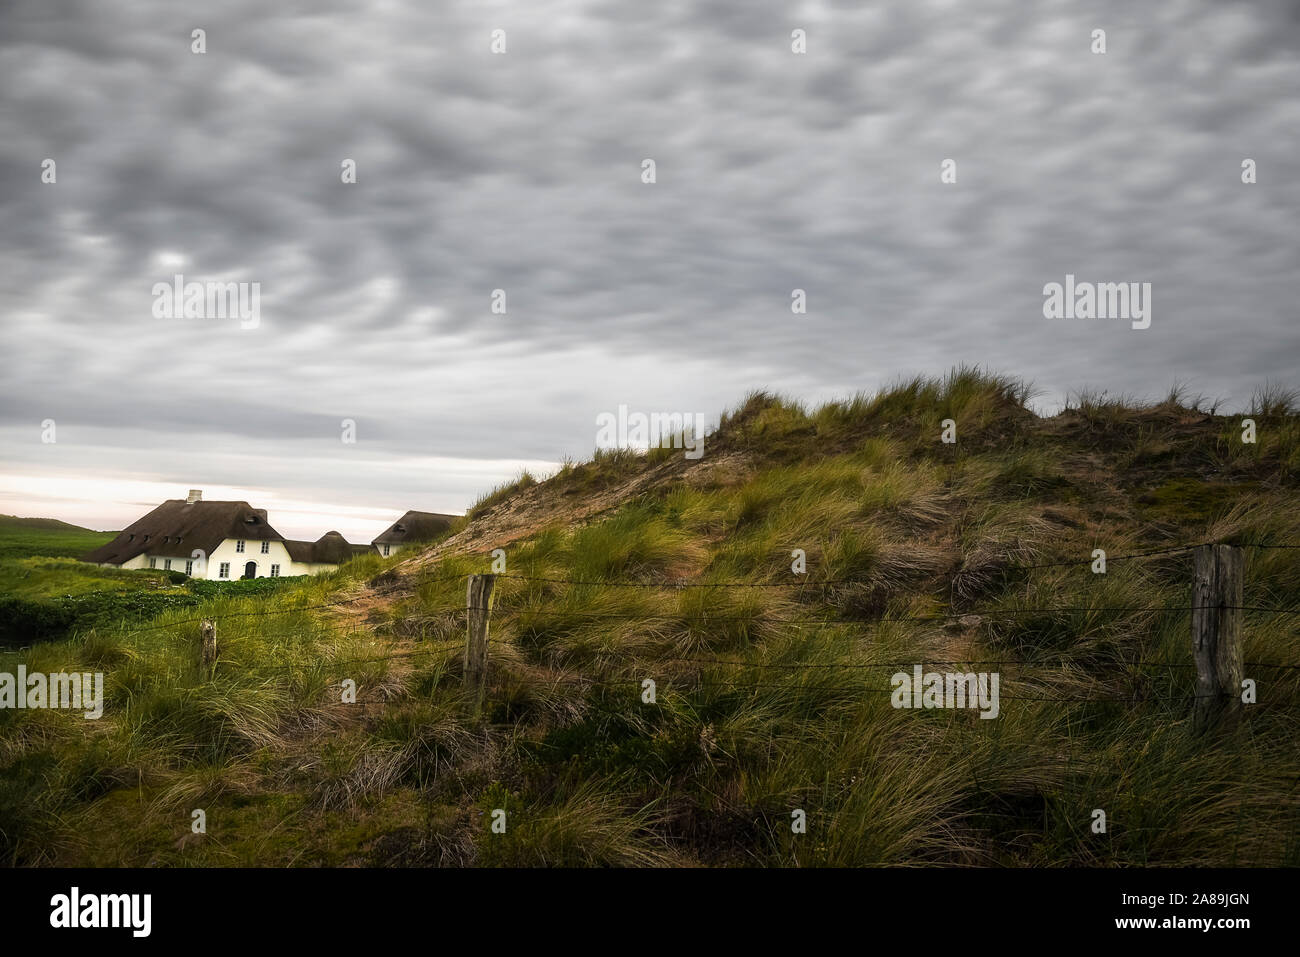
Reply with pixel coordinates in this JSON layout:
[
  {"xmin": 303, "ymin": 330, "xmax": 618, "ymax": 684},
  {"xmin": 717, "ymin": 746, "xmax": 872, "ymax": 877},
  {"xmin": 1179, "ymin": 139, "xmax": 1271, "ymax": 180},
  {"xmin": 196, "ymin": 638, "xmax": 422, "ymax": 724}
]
[
  {"xmin": 0, "ymin": 521, "xmax": 343, "ymax": 647},
  {"xmin": 0, "ymin": 516, "xmax": 190, "ymax": 646},
  {"xmin": 0, "ymin": 514, "xmax": 114, "ymax": 561},
  {"xmin": 2, "ymin": 369, "xmax": 1298, "ymax": 867}
]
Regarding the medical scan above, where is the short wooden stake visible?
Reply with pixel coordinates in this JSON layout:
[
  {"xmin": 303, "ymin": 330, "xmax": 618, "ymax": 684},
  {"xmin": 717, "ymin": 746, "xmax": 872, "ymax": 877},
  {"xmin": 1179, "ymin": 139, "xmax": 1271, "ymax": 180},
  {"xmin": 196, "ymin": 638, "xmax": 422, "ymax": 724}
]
[
  {"xmin": 464, "ymin": 574, "xmax": 496, "ymax": 714},
  {"xmin": 1191, "ymin": 545, "xmax": 1244, "ymax": 734},
  {"xmin": 200, "ymin": 619, "xmax": 218, "ymax": 675}
]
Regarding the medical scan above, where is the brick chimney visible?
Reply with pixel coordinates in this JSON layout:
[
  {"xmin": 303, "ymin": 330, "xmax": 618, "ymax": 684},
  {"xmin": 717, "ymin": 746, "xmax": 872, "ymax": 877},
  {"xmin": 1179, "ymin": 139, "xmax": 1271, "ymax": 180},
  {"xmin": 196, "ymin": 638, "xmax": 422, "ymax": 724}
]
[{"xmin": 187, "ymin": 489, "xmax": 202, "ymax": 504}]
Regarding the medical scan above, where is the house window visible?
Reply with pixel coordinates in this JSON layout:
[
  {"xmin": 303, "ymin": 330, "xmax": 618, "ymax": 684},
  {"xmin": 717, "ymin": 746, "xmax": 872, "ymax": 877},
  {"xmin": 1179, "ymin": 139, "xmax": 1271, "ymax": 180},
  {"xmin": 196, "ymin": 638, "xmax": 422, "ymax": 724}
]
[
  {"xmin": 236, "ymin": 540, "xmax": 245, "ymax": 553},
  {"xmin": 261, "ymin": 541, "xmax": 270, "ymax": 554},
  {"xmin": 163, "ymin": 559, "xmax": 172, "ymax": 570},
  {"xmin": 382, "ymin": 544, "xmax": 390, "ymax": 556},
  {"xmin": 185, "ymin": 560, "xmax": 193, "ymax": 576},
  {"xmin": 148, "ymin": 557, "xmax": 157, "ymax": 569},
  {"xmin": 270, "ymin": 564, "xmax": 280, "ymax": 577},
  {"xmin": 218, "ymin": 562, "xmax": 230, "ymax": 579}
]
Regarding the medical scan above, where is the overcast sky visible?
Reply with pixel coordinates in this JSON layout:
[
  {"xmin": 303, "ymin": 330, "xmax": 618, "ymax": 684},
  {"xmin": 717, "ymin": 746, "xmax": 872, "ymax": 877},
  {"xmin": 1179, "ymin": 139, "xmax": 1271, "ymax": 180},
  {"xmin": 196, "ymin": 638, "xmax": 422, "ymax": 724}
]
[{"xmin": 1, "ymin": 0, "xmax": 1297, "ymax": 540}]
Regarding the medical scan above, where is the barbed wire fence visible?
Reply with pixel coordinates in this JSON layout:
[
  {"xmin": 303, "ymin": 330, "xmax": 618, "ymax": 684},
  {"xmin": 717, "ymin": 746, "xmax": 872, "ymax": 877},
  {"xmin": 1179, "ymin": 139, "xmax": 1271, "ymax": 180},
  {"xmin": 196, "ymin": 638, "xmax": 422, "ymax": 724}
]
[{"xmin": 161, "ymin": 540, "xmax": 1300, "ymax": 731}]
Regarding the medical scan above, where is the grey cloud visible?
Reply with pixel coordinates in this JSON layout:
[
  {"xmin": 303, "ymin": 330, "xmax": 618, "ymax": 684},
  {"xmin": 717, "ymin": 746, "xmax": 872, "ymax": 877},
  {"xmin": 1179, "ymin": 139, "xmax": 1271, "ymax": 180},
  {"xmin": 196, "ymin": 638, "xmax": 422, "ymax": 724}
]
[{"xmin": 0, "ymin": 0, "xmax": 1297, "ymax": 526}]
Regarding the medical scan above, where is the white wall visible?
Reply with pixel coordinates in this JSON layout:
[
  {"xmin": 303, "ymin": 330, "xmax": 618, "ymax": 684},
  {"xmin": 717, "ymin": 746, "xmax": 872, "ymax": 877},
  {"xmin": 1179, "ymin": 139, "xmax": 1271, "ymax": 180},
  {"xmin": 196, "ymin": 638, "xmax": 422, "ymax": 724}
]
[
  {"xmin": 115, "ymin": 551, "xmax": 209, "ymax": 577},
  {"xmin": 102, "ymin": 538, "xmax": 346, "ymax": 579},
  {"xmin": 205, "ymin": 538, "xmax": 323, "ymax": 579}
]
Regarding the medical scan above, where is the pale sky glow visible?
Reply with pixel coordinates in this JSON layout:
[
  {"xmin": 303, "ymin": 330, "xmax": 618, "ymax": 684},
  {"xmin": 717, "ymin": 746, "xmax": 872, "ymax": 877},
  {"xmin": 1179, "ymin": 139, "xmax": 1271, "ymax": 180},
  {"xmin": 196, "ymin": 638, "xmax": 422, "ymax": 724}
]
[
  {"xmin": 1, "ymin": 0, "xmax": 1297, "ymax": 540},
  {"xmin": 0, "ymin": 461, "xmax": 557, "ymax": 540}
]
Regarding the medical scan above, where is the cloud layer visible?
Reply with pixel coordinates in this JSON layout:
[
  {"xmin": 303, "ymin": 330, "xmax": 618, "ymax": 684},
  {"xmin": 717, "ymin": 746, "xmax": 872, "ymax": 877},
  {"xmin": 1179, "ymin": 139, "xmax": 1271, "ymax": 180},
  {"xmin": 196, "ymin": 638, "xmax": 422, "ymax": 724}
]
[{"xmin": 2, "ymin": 0, "xmax": 1297, "ymax": 534}]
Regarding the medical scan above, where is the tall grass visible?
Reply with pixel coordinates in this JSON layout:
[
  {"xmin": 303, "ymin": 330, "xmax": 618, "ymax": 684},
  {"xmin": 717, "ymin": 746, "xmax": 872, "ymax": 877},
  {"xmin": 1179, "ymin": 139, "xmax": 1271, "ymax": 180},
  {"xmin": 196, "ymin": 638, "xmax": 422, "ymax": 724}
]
[{"xmin": 2, "ymin": 368, "xmax": 1297, "ymax": 866}]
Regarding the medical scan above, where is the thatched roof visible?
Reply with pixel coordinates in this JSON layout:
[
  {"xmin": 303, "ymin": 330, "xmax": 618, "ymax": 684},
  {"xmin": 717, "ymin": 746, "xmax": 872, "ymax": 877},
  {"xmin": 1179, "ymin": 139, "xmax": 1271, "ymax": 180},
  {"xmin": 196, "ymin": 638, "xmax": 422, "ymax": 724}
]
[
  {"xmin": 372, "ymin": 510, "xmax": 458, "ymax": 546},
  {"xmin": 81, "ymin": 500, "xmax": 281, "ymax": 565},
  {"xmin": 283, "ymin": 531, "xmax": 370, "ymax": 565}
]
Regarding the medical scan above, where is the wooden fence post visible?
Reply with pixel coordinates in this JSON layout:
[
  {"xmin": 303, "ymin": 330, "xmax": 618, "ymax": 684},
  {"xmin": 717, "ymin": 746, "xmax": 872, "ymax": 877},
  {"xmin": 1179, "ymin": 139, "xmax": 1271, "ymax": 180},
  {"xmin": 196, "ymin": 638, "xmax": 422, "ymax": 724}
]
[
  {"xmin": 464, "ymin": 574, "xmax": 496, "ymax": 714},
  {"xmin": 200, "ymin": 619, "xmax": 217, "ymax": 675},
  {"xmin": 1191, "ymin": 545, "xmax": 1244, "ymax": 733}
]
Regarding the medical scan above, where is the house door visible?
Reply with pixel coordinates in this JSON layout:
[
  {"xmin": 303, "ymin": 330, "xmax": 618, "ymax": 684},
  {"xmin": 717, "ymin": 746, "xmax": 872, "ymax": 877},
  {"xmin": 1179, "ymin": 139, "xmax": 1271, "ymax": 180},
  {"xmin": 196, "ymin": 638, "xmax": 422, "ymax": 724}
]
[{"xmin": 243, "ymin": 561, "xmax": 257, "ymax": 579}]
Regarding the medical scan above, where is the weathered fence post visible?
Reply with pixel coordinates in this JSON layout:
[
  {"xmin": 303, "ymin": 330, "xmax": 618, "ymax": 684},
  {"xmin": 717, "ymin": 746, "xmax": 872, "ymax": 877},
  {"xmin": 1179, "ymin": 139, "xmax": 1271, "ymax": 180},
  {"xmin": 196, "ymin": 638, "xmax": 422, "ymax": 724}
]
[
  {"xmin": 1191, "ymin": 545, "xmax": 1244, "ymax": 733},
  {"xmin": 200, "ymin": 619, "xmax": 218, "ymax": 675},
  {"xmin": 464, "ymin": 574, "xmax": 496, "ymax": 714}
]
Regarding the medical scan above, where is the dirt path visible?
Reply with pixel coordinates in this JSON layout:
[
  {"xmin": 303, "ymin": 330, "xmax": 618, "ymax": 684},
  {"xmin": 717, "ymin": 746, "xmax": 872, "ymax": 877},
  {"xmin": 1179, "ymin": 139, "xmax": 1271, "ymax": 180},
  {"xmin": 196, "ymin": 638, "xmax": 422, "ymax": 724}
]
[{"xmin": 405, "ymin": 449, "xmax": 757, "ymax": 571}]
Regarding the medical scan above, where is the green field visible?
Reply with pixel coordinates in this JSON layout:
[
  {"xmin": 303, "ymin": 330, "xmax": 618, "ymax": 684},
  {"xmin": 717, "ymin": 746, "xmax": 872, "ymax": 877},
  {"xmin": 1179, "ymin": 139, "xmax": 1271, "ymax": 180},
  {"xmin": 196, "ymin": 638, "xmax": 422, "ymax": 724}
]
[
  {"xmin": 0, "ymin": 515, "xmax": 183, "ymax": 645},
  {"xmin": 0, "ymin": 514, "xmax": 114, "ymax": 562},
  {"xmin": 0, "ymin": 557, "xmax": 172, "ymax": 601},
  {"xmin": 0, "ymin": 516, "xmax": 310, "ymax": 646}
]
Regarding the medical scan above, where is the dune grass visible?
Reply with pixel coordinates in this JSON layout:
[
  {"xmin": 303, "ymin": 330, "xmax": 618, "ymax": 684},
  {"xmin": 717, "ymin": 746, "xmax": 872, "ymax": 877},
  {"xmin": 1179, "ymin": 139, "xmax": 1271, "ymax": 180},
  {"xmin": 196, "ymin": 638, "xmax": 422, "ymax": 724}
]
[{"xmin": 2, "ymin": 369, "xmax": 1298, "ymax": 866}]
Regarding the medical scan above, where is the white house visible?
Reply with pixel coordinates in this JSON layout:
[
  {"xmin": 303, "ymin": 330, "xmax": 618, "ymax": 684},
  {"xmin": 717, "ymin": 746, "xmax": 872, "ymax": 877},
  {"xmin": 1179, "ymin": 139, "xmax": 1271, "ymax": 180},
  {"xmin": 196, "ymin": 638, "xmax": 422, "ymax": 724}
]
[
  {"xmin": 370, "ymin": 509, "xmax": 458, "ymax": 557},
  {"xmin": 81, "ymin": 490, "xmax": 370, "ymax": 580}
]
